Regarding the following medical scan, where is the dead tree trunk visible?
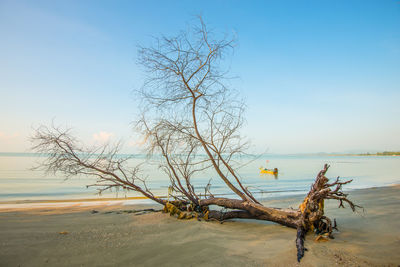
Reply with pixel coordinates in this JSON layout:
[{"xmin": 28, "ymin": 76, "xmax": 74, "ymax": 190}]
[{"xmin": 163, "ymin": 164, "xmax": 360, "ymax": 262}]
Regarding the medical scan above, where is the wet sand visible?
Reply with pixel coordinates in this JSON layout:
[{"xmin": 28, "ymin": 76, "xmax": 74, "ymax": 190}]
[{"xmin": 0, "ymin": 185, "xmax": 399, "ymax": 266}]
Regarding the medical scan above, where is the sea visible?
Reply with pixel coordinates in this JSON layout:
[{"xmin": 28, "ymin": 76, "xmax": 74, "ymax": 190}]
[{"xmin": 1, "ymin": 153, "xmax": 399, "ymax": 203}]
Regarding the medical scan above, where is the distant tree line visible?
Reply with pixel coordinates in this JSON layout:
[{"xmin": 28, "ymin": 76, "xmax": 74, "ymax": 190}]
[{"xmin": 359, "ymin": 151, "xmax": 400, "ymax": 156}]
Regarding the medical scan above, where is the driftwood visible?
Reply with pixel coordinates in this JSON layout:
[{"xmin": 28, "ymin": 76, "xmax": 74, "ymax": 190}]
[
  {"xmin": 161, "ymin": 164, "xmax": 359, "ymax": 262},
  {"xmin": 32, "ymin": 122, "xmax": 360, "ymax": 263},
  {"xmin": 31, "ymin": 18, "xmax": 360, "ymax": 262}
]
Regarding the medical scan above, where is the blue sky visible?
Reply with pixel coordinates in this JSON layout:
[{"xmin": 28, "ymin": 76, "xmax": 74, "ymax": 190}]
[{"xmin": 0, "ymin": 0, "xmax": 399, "ymax": 153}]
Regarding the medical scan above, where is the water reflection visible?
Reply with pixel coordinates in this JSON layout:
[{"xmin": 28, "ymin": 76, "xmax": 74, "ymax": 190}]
[{"xmin": 260, "ymin": 170, "xmax": 278, "ymax": 179}]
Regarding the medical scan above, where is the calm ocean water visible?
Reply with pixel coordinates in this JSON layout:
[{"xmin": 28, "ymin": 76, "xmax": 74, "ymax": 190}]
[{"xmin": 1, "ymin": 153, "xmax": 399, "ymax": 202}]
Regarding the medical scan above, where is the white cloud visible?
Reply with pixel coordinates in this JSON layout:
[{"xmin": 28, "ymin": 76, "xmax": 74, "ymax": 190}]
[
  {"xmin": 0, "ymin": 131, "xmax": 20, "ymax": 140},
  {"xmin": 92, "ymin": 131, "xmax": 114, "ymax": 143},
  {"xmin": 128, "ymin": 137, "xmax": 147, "ymax": 147},
  {"xmin": 0, "ymin": 131, "xmax": 25, "ymax": 152}
]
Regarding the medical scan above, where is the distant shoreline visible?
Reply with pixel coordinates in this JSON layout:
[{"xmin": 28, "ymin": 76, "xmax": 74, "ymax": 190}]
[
  {"xmin": 2, "ymin": 151, "xmax": 400, "ymax": 157},
  {"xmin": 327, "ymin": 153, "xmax": 400, "ymax": 157}
]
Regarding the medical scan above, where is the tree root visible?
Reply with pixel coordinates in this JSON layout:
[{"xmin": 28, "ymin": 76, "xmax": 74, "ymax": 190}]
[
  {"xmin": 161, "ymin": 164, "xmax": 360, "ymax": 262},
  {"xmin": 296, "ymin": 226, "xmax": 307, "ymax": 262}
]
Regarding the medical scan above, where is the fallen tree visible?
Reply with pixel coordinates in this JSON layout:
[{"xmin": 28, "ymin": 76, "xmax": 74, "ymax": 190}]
[{"xmin": 32, "ymin": 18, "xmax": 360, "ymax": 262}]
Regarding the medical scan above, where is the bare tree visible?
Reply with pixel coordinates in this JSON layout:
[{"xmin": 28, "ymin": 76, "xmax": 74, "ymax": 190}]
[{"xmin": 31, "ymin": 18, "xmax": 360, "ymax": 262}]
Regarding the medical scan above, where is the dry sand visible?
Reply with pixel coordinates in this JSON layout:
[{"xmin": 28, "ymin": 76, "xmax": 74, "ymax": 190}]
[{"xmin": 0, "ymin": 185, "xmax": 399, "ymax": 266}]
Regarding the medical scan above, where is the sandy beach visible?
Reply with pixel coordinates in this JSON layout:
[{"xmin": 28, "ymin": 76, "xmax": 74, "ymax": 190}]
[{"xmin": 0, "ymin": 185, "xmax": 399, "ymax": 267}]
